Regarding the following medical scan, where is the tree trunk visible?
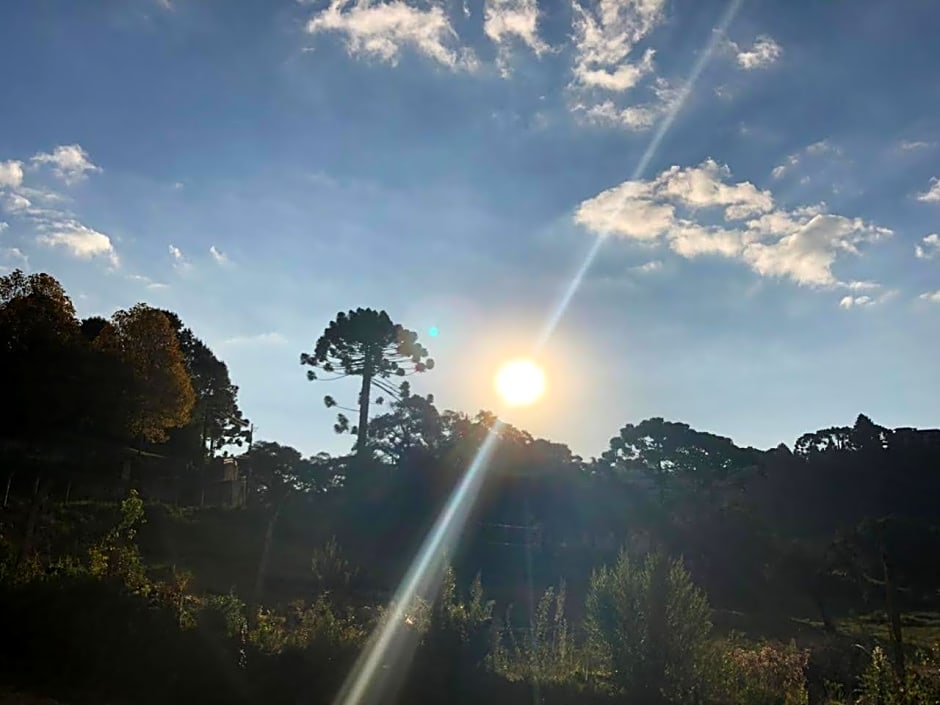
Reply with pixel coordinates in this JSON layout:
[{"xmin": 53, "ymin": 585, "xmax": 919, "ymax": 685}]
[
  {"xmin": 881, "ymin": 530, "xmax": 905, "ymax": 681},
  {"xmin": 356, "ymin": 359, "xmax": 373, "ymax": 458}
]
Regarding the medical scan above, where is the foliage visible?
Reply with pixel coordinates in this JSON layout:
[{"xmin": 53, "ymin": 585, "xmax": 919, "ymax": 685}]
[
  {"xmin": 87, "ymin": 489, "xmax": 148, "ymax": 591},
  {"xmin": 492, "ymin": 581, "xmax": 581, "ymax": 685},
  {"xmin": 585, "ymin": 550, "xmax": 712, "ymax": 703},
  {"xmin": 856, "ymin": 644, "xmax": 940, "ymax": 705},
  {"xmin": 311, "ymin": 535, "xmax": 359, "ymax": 596},
  {"xmin": 94, "ymin": 304, "xmax": 195, "ymax": 442},
  {"xmin": 300, "ymin": 308, "xmax": 434, "ymax": 455},
  {"xmin": 711, "ymin": 638, "xmax": 810, "ymax": 705},
  {"xmin": 161, "ymin": 310, "xmax": 249, "ymax": 460}
]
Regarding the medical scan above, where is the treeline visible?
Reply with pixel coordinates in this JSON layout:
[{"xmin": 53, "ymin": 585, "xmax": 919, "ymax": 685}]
[
  {"xmin": 1, "ymin": 268, "xmax": 248, "ymax": 462},
  {"xmin": 3, "ymin": 268, "xmax": 940, "ymax": 704}
]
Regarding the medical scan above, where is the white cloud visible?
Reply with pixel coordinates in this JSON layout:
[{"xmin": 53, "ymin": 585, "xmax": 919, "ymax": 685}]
[
  {"xmin": 920, "ymin": 291, "xmax": 940, "ymax": 303},
  {"xmin": 3, "ymin": 192, "xmax": 32, "ymax": 213},
  {"xmin": 733, "ymin": 35, "xmax": 782, "ymax": 70},
  {"xmin": 575, "ymin": 178, "xmax": 675, "ymax": 240},
  {"xmin": 570, "ymin": 0, "xmax": 664, "ymax": 91},
  {"xmin": 222, "ymin": 332, "xmax": 288, "ymax": 346},
  {"xmin": 305, "ymin": 0, "xmax": 476, "ymax": 70},
  {"xmin": 771, "ymin": 140, "xmax": 840, "ymax": 180},
  {"xmin": 0, "ymin": 160, "xmax": 24, "ymax": 188},
  {"xmin": 916, "ymin": 178, "xmax": 940, "ymax": 203},
  {"xmin": 743, "ymin": 214, "xmax": 890, "ymax": 287},
  {"xmin": 31, "ymin": 144, "xmax": 101, "ymax": 184},
  {"xmin": 169, "ymin": 243, "xmax": 191, "ymax": 271},
  {"xmin": 209, "ymin": 245, "xmax": 230, "ymax": 265},
  {"xmin": 576, "ymin": 159, "xmax": 892, "ymax": 288},
  {"xmin": 805, "ymin": 139, "xmax": 840, "ymax": 156},
  {"xmin": 0, "ymin": 221, "xmax": 8, "ymax": 233},
  {"xmin": 484, "ymin": 0, "xmax": 547, "ymax": 72},
  {"xmin": 1, "ymin": 247, "xmax": 28, "ymax": 266},
  {"xmin": 654, "ymin": 159, "xmax": 773, "ymax": 219},
  {"xmin": 37, "ymin": 220, "xmax": 118, "ymax": 267},
  {"xmin": 634, "ymin": 260, "xmax": 662, "ymax": 273},
  {"xmin": 127, "ymin": 273, "xmax": 168, "ymax": 290},
  {"xmin": 915, "ymin": 233, "xmax": 940, "ymax": 259},
  {"xmin": 575, "ymin": 77, "xmax": 679, "ymax": 131},
  {"xmin": 898, "ymin": 140, "xmax": 935, "ymax": 152},
  {"xmin": 845, "ymin": 280, "xmax": 881, "ymax": 291},
  {"xmin": 839, "ymin": 295, "xmax": 873, "ymax": 309}
]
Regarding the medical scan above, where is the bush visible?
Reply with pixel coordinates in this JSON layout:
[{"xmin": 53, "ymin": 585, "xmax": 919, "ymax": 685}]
[
  {"xmin": 491, "ymin": 581, "xmax": 582, "ymax": 685},
  {"xmin": 857, "ymin": 644, "xmax": 940, "ymax": 705},
  {"xmin": 584, "ymin": 550, "xmax": 712, "ymax": 703},
  {"xmin": 712, "ymin": 638, "xmax": 809, "ymax": 705}
]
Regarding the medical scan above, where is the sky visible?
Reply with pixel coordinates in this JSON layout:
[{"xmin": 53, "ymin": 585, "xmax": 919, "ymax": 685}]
[{"xmin": 1, "ymin": 0, "xmax": 939, "ymax": 459}]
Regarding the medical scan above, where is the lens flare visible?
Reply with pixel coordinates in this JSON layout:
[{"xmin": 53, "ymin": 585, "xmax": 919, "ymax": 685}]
[{"xmin": 332, "ymin": 3, "xmax": 746, "ymax": 704}]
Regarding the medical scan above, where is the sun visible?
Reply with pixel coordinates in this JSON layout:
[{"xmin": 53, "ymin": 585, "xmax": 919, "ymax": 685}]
[{"xmin": 495, "ymin": 358, "xmax": 546, "ymax": 407}]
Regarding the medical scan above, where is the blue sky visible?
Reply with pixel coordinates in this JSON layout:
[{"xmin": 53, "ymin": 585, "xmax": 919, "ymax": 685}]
[{"xmin": 1, "ymin": 0, "xmax": 939, "ymax": 458}]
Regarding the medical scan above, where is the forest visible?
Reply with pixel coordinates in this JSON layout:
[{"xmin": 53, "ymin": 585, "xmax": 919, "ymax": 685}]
[{"xmin": 2, "ymin": 267, "xmax": 940, "ymax": 705}]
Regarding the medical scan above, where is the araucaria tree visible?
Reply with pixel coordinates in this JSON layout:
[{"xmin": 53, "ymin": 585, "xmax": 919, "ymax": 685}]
[{"xmin": 301, "ymin": 308, "xmax": 434, "ymax": 457}]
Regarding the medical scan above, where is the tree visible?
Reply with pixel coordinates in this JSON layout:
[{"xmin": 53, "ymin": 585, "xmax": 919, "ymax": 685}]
[
  {"xmin": 367, "ymin": 382, "xmax": 443, "ymax": 464},
  {"xmin": 585, "ymin": 550, "xmax": 712, "ymax": 703},
  {"xmin": 244, "ymin": 441, "xmax": 336, "ymax": 603},
  {"xmin": 160, "ymin": 311, "xmax": 248, "ymax": 461},
  {"xmin": 601, "ymin": 418, "xmax": 757, "ymax": 507},
  {"xmin": 300, "ymin": 308, "xmax": 434, "ymax": 457},
  {"xmin": 94, "ymin": 304, "xmax": 195, "ymax": 443},
  {"xmin": 0, "ymin": 270, "xmax": 83, "ymax": 441}
]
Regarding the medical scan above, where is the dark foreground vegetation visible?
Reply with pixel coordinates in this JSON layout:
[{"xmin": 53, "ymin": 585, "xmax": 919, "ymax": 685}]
[{"xmin": 2, "ymin": 268, "xmax": 940, "ymax": 704}]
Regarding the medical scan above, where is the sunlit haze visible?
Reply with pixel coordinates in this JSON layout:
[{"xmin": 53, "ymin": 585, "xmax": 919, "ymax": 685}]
[{"xmin": 495, "ymin": 358, "xmax": 546, "ymax": 407}]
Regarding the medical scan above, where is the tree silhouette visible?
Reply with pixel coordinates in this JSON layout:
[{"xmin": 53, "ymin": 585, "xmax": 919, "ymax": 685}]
[
  {"xmin": 160, "ymin": 310, "xmax": 248, "ymax": 461},
  {"xmin": 300, "ymin": 308, "xmax": 434, "ymax": 457},
  {"xmin": 243, "ymin": 441, "xmax": 335, "ymax": 603}
]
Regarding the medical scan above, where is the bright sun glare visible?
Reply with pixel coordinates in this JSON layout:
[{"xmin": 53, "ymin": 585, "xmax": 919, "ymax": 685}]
[{"xmin": 495, "ymin": 358, "xmax": 546, "ymax": 407}]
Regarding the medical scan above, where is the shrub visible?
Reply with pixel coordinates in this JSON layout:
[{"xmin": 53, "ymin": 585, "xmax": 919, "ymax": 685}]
[
  {"xmin": 712, "ymin": 638, "xmax": 809, "ymax": 705},
  {"xmin": 492, "ymin": 581, "xmax": 582, "ymax": 685},
  {"xmin": 584, "ymin": 550, "xmax": 712, "ymax": 703},
  {"xmin": 857, "ymin": 644, "xmax": 940, "ymax": 705}
]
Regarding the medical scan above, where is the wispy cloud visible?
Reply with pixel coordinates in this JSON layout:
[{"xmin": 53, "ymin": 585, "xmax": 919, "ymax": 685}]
[
  {"xmin": 31, "ymin": 144, "xmax": 101, "ymax": 184},
  {"xmin": 919, "ymin": 291, "xmax": 940, "ymax": 304},
  {"xmin": 169, "ymin": 243, "xmax": 191, "ymax": 271},
  {"xmin": 915, "ymin": 233, "xmax": 940, "ymax": 259},
  {"xmin": 209, "ymin": 245, "xmax": 230, "ymax": 265},
  {"xmin": 570, "ymin": 0, "xmax": 663, "ymax": 92},
  {"xmin": 127, "ymin": 273, "xmax": 169, "ymax": 290},
  {"xmin": 897, "ymin": 140, "xmax": 936, "ymax": 152},
  {"xmin": 576, "ymin": 158, "xmax": 891, "ymax": 288},
  {"xmin": 731, "ymin": 35, "xmax": 782, "ymax": 70},
  {"xmin": 916, "ymin": 177, "xmax": 940, "ymax": 203},
  {"xmin": 484, "ymin": 0, "xmax": 547, "ymax": 74},
  {"xmin": 771, "ymin": 139, "xmax": 841, "ymax": 180},
  {"xmin": 839, "ymin": 289, "xmax": 895, "ymax": 310},
  {"xmin": 1, "ymin": 247, "xmax": 28, "ymax": 266},
  {"xmin": 305, "ymin": 0, "xmax": 477, "ymax": 70},
  {"xmin": 634, "ymin": 260, "xmax": 663, "ymax": 273}
]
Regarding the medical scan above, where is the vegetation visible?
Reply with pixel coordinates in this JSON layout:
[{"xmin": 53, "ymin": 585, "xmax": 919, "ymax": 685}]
[{"xmin": 3, "ymin": 268, "xmax": 940, "ymax": 704}]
